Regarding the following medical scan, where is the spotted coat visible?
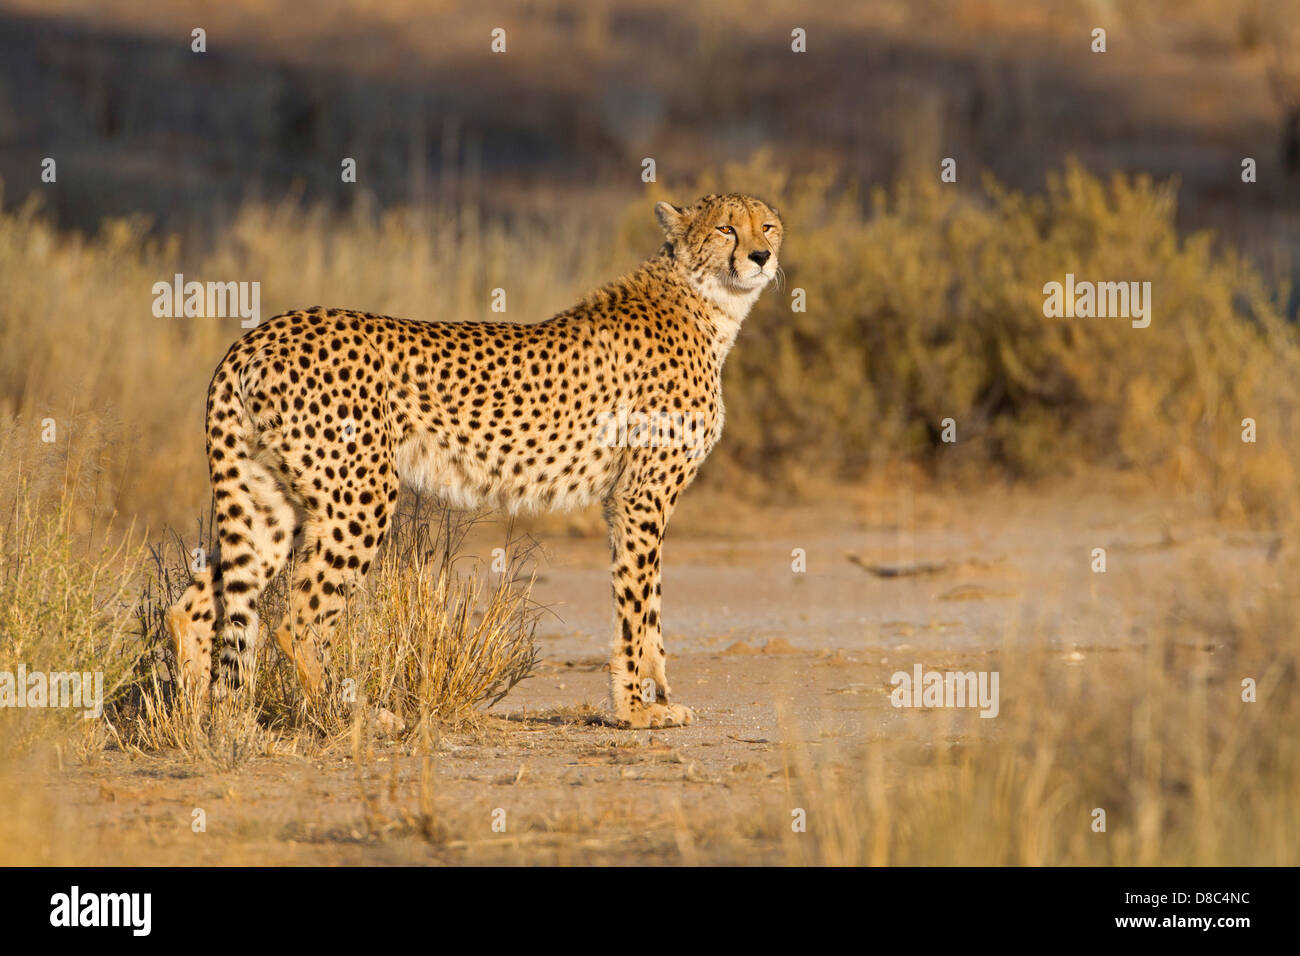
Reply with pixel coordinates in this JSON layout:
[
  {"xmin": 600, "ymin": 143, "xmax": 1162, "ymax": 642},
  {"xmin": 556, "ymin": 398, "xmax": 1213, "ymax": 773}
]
[{"xmin": 167, "ymin": 193, "xmax": 784, "ymax": 728}]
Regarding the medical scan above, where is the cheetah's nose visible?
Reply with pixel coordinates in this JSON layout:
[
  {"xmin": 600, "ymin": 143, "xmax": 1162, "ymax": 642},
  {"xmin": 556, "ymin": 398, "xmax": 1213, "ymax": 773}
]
[{"xmin": 748, "ymin": 250, "xmax": 771, "ymax": 267}]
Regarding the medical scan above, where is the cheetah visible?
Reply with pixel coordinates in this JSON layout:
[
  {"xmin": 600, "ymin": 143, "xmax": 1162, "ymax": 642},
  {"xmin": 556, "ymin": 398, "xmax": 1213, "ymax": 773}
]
[{"xmin": 166, "ymin": 193, "xmax": 784, "ymax": 728}]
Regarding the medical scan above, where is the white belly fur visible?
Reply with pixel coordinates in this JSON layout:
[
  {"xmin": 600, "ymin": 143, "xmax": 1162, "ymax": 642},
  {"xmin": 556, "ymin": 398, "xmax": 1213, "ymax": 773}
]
[{"xmin": 394, "ymin": 433, "xmax": 607, "ymax": 515}]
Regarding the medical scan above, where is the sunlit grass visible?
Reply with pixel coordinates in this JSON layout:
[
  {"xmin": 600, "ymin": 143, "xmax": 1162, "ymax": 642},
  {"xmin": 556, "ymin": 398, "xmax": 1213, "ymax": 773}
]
[{"xmin": 1, "ymin": 151, "xmax": 1297, "ymax": 865}]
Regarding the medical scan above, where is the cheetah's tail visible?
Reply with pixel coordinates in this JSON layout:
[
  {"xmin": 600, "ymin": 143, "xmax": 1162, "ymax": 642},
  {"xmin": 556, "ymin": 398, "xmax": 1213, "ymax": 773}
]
[{"xmin": 206, "ymin": 349, "xmax": 280, "ymax": 694}]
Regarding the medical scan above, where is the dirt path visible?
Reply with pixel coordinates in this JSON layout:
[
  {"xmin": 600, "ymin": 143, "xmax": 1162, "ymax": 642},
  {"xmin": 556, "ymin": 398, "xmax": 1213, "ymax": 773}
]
[{"xmin": 8, "ymin": 485, "xmax": 1275, "ymax": 865}]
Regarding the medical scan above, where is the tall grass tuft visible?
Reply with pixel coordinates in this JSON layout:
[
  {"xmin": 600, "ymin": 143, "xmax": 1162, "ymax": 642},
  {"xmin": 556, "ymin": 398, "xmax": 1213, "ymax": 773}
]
[
  {"xmin": 0, "ymin": 484, "xmax": 142, "ymax": 759},
  {"xmin": 115, "ymin": 493, "xmax": 540, "ymax": 765}
]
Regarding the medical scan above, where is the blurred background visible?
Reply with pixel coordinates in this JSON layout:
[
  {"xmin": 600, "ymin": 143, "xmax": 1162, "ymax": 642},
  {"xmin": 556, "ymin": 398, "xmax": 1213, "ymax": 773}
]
[{"xmin": 1, "ymin": 0, "xmax": 1299, "ymax": 534}]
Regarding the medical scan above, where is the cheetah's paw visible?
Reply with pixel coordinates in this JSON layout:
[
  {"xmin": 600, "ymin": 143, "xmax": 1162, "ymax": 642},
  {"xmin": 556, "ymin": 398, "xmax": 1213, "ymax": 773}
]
[{"xmin": 622, "ymin": 702, "xmax": 695, "ymax": 729}]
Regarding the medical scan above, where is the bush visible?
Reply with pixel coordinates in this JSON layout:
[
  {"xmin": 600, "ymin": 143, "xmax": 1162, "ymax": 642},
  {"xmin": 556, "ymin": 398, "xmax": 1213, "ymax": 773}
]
[{"xmin": 645, "ymin": 155, "xmax": 1300, "ymax": 517}]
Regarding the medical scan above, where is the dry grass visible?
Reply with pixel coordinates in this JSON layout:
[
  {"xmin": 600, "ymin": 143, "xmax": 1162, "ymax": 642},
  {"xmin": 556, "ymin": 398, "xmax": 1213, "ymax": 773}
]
[
  {"xmin": 0, "ymin": 191, "xmax": 616, "ymax": 538},
  {"xmin": 107, "ymin": 494, "xmax": 541, "ymax": 769},
  {"xmin": 3, "ymin": 153, "xmax": 1297, "ymax": 532},
  {"xmin": 704, "ymin": 156, "xmax": 1300, "ymax": 516},
  {"xmin": 2, "ymin": 164, "xmax": 1298, "ymax": 865},
  {"xmin": 3, "ymin": 526, "xmax": 1297, "ymax": 865},
  {"xmin": 328, "ymin": 546, "xmax": 1300, "ymax": 866},
  {"xmin": 777, "ymin": 582, "xmax": 1300, "ymax": 866},
  {"xmin": 0, "ymin": 481, "xmax": 142, "ymax": 759},
  {"xmin": 0, "ymin": 422, "xmax": 542, "ymax": 784},
  {"xmin": 2, "ymin": 151, "xmax": 1297, "ymax": 863}
]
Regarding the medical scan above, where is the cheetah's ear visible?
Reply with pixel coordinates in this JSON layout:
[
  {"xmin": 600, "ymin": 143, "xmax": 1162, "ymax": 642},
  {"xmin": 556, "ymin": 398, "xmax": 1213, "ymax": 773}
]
[{"xmin": 655, "ymin": 201, "xmax": 687, "ymax": 235}]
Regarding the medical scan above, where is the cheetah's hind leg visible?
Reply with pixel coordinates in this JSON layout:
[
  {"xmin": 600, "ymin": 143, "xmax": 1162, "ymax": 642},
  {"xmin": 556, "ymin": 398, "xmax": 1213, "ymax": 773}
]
[{"xmin": 165, "ymin": 568, "xmax": 217, "ymax": 704}]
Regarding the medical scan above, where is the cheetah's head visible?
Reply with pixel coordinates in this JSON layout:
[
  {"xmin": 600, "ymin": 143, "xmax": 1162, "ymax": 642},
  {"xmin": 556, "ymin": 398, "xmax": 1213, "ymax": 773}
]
[{"xmin": 655, "ymin": 194, "xmax": 784, "ymax": 301}]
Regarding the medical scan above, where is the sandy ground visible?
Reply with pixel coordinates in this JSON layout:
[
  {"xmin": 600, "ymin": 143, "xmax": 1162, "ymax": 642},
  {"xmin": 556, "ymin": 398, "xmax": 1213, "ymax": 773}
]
[{"xmin": 9, "ymin": 483, "xmax": 1277, "ymax": 865}]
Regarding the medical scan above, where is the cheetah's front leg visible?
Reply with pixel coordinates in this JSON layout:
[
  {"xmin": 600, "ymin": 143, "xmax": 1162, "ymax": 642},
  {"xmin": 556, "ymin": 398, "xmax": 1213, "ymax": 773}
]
[{"xmin": 604, "ymin": 493, "xmax": 694, "ymax": 729}]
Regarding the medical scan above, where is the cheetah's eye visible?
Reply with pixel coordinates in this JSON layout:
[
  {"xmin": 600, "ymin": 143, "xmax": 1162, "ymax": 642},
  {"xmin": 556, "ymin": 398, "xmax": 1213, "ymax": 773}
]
[
  {"xmin": 716, "ymin": 225, "xmax": 735, "ymax": 236},
  {"xmin": 762, "ymin": 223, "xmax": 776, "ymax": 233}
]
